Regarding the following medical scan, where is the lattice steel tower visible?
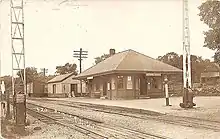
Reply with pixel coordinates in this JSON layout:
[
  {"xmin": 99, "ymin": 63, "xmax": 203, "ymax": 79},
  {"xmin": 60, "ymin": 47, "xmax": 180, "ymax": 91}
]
[
  {"xmin": 183, "ymin": 0, "xmax": 191, "ymax": 89},
  {"xmin": 180, "ymin": 0, "xmax": 195, "ymax": 108},
  {"xmin": 10, "ymin": 0, "xmax": 26, "ymax": 96}
]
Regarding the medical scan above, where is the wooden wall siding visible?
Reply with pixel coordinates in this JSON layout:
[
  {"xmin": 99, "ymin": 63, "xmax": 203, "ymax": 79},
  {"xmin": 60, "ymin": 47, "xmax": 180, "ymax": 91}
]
[
  {"xmin": 34, "ymin": 82, "xmax": 45, "ymax": 94},
  {"xmin": 48, "ymin": 84, "xmax": 52, "ymax": 94},
  {"xmin": 56, "ymin": 84, "xmax": 62, "ymax": 94},
  {"xmin": 99, "ymin": 82, "xmax": 103, "ymax": 96},
  {"xmin": 114, "ymin": 74, "xmax": 139, "ymax": 99},
  {"xmin": 146, "ymin": 76, "xmax": 163, "ymax": 97},
  {"xmin": 140, "ymin": 75, "xmax": 147, "ymax": 95},
  {"xmin": 89, "ymin": 77, "xmax": 101, "ymax": 98},
  {"xmin": 61, "ymin": 84, "xmax": 71, "ymax": 94},
  {"xmin": 48, "ymin": 79, "xmax": 86, "ymax": 96},
  {"xmin": 86, "ymin": 73, "xmax": 174, "ymax": 99},
  {"xmin": 27, "ymin": 82, "xmax": 45, "ymax": 95}
]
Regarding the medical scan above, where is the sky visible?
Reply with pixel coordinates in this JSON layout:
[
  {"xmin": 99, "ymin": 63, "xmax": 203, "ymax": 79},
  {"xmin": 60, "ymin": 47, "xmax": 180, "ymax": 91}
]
[{"xmin": 0, "ymin": 0, "xmax": 215, "ymax": 76}]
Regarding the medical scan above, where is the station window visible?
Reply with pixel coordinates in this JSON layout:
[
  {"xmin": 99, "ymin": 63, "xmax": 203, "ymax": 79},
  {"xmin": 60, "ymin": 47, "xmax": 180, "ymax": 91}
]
[
  {"xmin": 117, "ymin": 76, "xmax": 124, "ymax": 89},
  {"xmin": 127, "ymin": 76, "xmax": 132, "ymax": 89},
  {"xmin": 148, "ymin": 77, "xmax": 161, "ymax": 89}
]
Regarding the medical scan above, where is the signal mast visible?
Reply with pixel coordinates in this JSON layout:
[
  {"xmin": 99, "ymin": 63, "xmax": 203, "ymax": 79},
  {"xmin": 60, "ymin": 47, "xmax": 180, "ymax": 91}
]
[{"xmin": 180, "ymin": 0, "xmax": 195, "ymax": 108}]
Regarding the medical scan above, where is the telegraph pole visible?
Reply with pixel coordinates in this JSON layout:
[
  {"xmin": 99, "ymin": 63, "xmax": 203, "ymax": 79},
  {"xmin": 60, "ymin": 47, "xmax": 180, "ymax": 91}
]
[
  {"xmin": 40, "ymin": 68, "xmax": 48, "ymax": 77},
  {"xmin": 40, "ymin": 68, "xmax": 48, "ymax": 94},
  {"xmin": 73, "ymin": 48, "xmax": 88, "ymax": 96},
  {"xmin": 180, "ymin": 0, "xmax": 195, "ymax": 108}
]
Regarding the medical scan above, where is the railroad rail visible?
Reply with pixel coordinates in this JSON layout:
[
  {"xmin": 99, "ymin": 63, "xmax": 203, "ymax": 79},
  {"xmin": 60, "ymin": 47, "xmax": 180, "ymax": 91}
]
[
  {"xmin": 27, "ymin": 102, "xmax": 171, "ymax": 139},
  {"xmin": 28, "ymin": 98, "xmax": 220, "ymax": 132}
]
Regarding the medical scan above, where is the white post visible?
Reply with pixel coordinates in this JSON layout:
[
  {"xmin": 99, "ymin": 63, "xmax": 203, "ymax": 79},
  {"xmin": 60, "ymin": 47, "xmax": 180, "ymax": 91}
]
[{"xmin": 164, "ymin": 75, "xmax": 170, "ymax": 106}]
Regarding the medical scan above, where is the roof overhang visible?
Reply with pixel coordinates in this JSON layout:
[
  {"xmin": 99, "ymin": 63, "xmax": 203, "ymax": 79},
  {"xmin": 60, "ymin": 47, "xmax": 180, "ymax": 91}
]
[{"xmin": 73, "ymin": 70, "xmax": 182, "ymax": 80}]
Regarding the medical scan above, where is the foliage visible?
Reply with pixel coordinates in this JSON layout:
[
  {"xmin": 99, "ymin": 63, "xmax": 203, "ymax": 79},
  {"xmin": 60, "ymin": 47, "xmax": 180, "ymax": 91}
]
[
  {"xmin": 198, "ymin": 1, "xmax": 220, "ymax": 63},
  {"xmin": 17, "ymin": 67, "xmax": 38, "ymax": 83},
  {"xmin": 94, "ymin": 54, "xmax": 110, "ymax": 64},
  {"xmin": 157, "ymin": 52, "xmax": 213, "ymax": 83},
  {"xmin": 157, "ymin": 52, "xmax": 182, "ymax": 69},
  {"xmin": 55, "ymin": 63, "xmax": 78, "ymax": 75}
]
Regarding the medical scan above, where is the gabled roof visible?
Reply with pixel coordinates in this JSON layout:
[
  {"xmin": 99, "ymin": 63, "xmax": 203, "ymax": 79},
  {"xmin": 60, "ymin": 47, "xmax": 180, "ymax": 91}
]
[
  {"xmin": 203, "ymin": 62, "xmax": 220, "ymax": 72},
  {"xmin": 47, "ymin": 72, "xmax": 76, "ymax": 83},
  {"xmin": 74, "ymin": 49, "xmax": 182, "ymax": 79}
]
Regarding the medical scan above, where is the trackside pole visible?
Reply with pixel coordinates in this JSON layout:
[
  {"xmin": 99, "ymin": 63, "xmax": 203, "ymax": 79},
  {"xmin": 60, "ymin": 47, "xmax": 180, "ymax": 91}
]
[{"xmin": 164, "ymin": 75, "xmax": 171, "ymax": 106}]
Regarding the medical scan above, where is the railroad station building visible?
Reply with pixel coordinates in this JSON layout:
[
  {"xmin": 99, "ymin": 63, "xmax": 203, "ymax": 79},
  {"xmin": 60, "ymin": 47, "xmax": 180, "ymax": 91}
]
[
  {"xmin": 200, "ymin": 63, "xmax": 220, "ymax": 85},
  {"xmin": 47, "ymin": 72, "xmax": 86, "ymax": 97},
  {"xmin": 73, "ymin": 49, "xmax": 182, "ymax": 100}
]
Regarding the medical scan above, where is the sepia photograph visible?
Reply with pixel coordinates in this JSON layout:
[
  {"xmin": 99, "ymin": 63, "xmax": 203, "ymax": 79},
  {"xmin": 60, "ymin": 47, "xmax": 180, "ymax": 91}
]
[{"xmin": 0, "ymin": 0, "xmax": 220, "ymax": 138}]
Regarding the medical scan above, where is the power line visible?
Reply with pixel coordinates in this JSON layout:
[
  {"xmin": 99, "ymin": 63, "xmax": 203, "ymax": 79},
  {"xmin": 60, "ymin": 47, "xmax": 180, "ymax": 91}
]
[
  {"xmin": 73, "ymin": 48, "xmax": 88, "ymax": 74},
  {"xmin": 73, "ymin": 48, "xmax": 88, "ymax": 96}
]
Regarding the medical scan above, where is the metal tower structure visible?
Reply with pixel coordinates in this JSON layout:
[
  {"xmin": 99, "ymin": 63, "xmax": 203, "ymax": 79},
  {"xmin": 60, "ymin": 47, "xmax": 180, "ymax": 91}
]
[
  {"xmin": 10, "ymin": 0, "xmax": 26, "ymax": 95},
  {"xmin": 180, "ymin": 0, "xmax": 195, "ymax": 108},
  {"xmin": 182, "ymin": 0, "xmax": 191, "ymax": 89}
]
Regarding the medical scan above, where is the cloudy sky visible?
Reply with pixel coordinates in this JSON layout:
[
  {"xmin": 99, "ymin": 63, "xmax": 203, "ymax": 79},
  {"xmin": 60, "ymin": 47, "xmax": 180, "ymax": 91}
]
[{"xmin": 0, "ymin": 0, "xmax": 214, "ymax": 76}]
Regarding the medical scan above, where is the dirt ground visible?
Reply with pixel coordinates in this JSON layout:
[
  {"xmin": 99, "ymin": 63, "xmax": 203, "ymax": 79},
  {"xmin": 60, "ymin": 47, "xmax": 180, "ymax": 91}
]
[
  {"xmin": 2, "ymin": 96, "xmax": 220, "ymax": 139},
  {"xmin": 27, "ymin": 98, "xmax": 220, "ymax": 139},
  {"xmin": 44, "ymin": 96, "xmax": 220, "ymax": 121}
]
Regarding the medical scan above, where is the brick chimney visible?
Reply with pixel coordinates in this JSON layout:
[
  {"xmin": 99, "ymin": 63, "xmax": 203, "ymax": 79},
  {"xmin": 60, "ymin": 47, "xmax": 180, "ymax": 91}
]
[{"xmin": 109, "ymin": 49, "xmax": 115, "ymax": 56}]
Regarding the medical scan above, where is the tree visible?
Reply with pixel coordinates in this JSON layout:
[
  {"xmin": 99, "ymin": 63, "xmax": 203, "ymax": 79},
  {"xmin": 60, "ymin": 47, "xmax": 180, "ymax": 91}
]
[
  {"xmin": 157, "ymin": 52, "xmax": 182, "ymax": 69},
  {"xmin": 17, "ymin": 67, "xmax": 38, "ymax": 83},
  {"xmin": 55, "ymin": 63, "xmax": 77, "ymax": 75},
  {"xmin": 198, "ymin": 1, "xmax": 220, "ymax": 63},
  {"xmin": 94, "ymin": 54, "xmax": 110, "ymax": 64},
  {"xmin": 157, "ymin": 52, "xmax": 213, "ymax": 83}
]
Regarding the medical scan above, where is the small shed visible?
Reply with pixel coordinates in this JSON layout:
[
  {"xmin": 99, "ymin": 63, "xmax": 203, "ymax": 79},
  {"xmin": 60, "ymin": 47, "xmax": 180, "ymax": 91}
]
[
  {"xmin": 47, "ymin": 72, "xmax": 86, "ymax": 97},
  {"xmin": 27, "ymin": 81, "xmax": 46, "ymax": 97},
  {"xmin": 200, "ymin": 63, "xmax": 220, "ymax": 85}
]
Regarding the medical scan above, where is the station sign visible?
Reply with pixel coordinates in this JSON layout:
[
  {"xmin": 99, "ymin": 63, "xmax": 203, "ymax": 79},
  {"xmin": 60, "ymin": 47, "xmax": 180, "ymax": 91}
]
[
  {"xmin": 87, "ymin": 76, "xmax": 93, "ymax": 80},
  {"xmin": 146, "ymin": 73, "xmax": 161, "ymax": 77}
]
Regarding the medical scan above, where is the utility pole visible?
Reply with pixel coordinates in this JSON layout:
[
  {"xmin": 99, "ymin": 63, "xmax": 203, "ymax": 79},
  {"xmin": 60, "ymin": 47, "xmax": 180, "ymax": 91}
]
[
  {"xmin": 73, "ymin": 48, "xmax": 88, "ymax": 96},
  {"xmin": 180, "ymin": 0, "xmax": 195, "ymax": 108},
  {"xmin": 40, "ymin": 68, "xmax": 48, "ymax": 94},
  {"xmin": 40, "ymin": 68, "xmax": 48, "ymax": 77},
  {"xmin": 10, "ymin": 0, "xmax": 26, "ymax": 134}
]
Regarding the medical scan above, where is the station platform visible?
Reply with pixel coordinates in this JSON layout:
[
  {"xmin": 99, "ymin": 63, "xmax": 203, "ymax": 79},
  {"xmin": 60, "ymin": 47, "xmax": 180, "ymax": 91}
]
[{"xmin": 36, "ymin": 96, "xmax": 220, "ymax": 121}]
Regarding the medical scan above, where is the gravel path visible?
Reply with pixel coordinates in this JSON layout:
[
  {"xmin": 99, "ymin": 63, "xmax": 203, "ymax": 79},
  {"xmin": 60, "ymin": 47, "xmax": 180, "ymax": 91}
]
[
  {"xmin": 42, "ymin": 96, "xmax": 220, "ymax": 121},
  {"xmin": 28, "ymin": 99, "xmax": 220, "ymax": 139}
]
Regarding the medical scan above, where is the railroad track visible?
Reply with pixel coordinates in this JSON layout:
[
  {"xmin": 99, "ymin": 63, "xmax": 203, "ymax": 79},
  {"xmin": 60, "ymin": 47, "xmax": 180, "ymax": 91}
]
[
  {"xmin": 28, "ymin": 98, "xmax": 220, "ymax": 132},
  {"xmin": 27, "ymin": 103, "xmax": 171, "ymax": 139},
  {"xmin": 27, "ymin": 103, "xmax": 107, "ymax": 139}
]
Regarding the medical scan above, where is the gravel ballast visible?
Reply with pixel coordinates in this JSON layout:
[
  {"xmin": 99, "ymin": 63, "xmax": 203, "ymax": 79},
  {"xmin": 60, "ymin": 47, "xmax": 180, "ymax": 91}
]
[{"xmin": 27, "ymin": 99, "xmax": 220, "ymax": 139}]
